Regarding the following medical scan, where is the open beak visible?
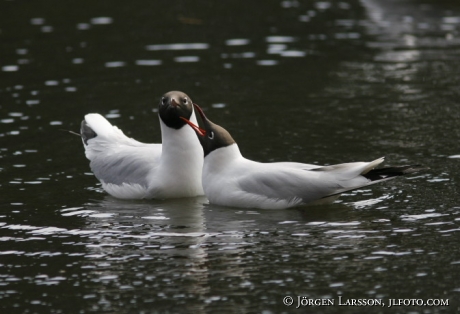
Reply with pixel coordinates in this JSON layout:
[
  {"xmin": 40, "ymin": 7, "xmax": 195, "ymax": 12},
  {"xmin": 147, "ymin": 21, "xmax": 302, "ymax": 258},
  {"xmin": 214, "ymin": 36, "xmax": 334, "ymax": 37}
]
[
  {"xmin": 192, "ymin": 103, "xmax": 207, "ymax": 120},
  {"xmin": 180, "ymin": 105, "xmax": 207, "ymax": 136}
]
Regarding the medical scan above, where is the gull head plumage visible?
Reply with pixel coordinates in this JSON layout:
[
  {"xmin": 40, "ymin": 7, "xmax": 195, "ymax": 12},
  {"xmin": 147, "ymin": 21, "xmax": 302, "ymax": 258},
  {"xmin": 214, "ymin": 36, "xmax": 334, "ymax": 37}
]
[{"xmin": 180, "ymin": 103, "xmax": 236, "ymax": 156}]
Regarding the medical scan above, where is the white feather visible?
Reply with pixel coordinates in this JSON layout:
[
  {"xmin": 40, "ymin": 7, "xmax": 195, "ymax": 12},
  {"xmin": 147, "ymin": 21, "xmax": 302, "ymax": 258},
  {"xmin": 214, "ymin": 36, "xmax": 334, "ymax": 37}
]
[
  {"xmin": 82, "ymin": 112, "xmax": 204, "ymax": 199},
  {"xmin": 202, "ymin": 144, "xmax": 386, "ymax": 209}
]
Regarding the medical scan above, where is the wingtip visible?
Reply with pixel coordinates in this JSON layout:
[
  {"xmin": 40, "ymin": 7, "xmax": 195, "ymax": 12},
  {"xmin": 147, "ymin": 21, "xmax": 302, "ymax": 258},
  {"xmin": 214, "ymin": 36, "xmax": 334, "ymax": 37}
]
[
  {"xmin": 364, "ymin": 163, "xmax": 428, "ymax": 181},
  {"xmin": 80, "ymin": 119, "xmax": 98, "ymax": 145}
]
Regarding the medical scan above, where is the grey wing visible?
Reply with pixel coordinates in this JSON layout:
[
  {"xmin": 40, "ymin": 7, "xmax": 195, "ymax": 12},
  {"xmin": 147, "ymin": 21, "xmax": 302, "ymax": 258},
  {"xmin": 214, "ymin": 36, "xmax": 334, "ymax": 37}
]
[
  {"xmin": 88, "ymin": 144, "xmax": 161, "ymax": 187},
  {"xmin": 270, "ymin": 161, "xmax": 321, "ymax": 170},
  {"xmin": 80, "ymin": 113, "xmax": 162, "ymax": 188},
  {"xmin": 238, "ymin": 168, "xmax": 342, "ymax": 204},
  {"xmin": 238, "ymin": 158, "xmax": 388, "ymax": 203}
]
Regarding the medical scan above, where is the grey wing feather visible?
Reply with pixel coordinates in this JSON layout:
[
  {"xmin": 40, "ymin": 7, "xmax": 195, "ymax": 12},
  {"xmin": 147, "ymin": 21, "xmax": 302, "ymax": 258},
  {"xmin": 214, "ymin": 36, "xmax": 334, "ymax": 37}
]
[
  {"xmin": 237, "ymin": 157, "xmax": 418, "ymax": 204},
  {"xmin": 238, "ymin": 168, "xmax": 342, "ymax": 204},
  {"xmin": 88, "ymin": 144, "xmax": 161, "ymax": 187},
  {"xmin": 81, "ymin": 113, "xmax": 161, "ymax": 187}
]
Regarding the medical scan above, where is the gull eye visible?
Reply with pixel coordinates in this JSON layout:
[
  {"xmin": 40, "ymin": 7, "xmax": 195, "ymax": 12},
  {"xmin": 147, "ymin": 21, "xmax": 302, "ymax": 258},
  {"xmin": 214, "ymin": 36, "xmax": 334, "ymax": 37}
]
[
  {"xmin": 183, "ymin": 97, "xmax": 188, "ymax": 104},
  {"xmin": 161, "ymin": 97, "xmax": 168, "ymax": 105},
  {"xmin": 208, "ymin": 131, "xmax": 214, "ymax": 139}
]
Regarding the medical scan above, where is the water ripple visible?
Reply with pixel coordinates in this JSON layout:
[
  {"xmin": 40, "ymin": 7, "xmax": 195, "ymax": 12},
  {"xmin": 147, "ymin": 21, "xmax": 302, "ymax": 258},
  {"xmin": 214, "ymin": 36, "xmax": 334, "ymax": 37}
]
[
  {"xmin": 146, "ymin": 43, "xmax": 209, "ymax": 51},
  {"xmin": 1, "ymin": 0, "xmax": 460, "ymax": 312}
]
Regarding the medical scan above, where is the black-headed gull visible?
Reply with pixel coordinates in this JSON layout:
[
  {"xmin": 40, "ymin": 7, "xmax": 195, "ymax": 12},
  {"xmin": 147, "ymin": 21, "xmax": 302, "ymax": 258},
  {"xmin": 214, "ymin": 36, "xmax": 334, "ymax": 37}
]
[
  {"xmin": 181, "ymin": 104, "xmax": 424, "ymax": 209},
  {"xmin": 80, "ymin": 91, "xmax": 204, "ymax": 199}
]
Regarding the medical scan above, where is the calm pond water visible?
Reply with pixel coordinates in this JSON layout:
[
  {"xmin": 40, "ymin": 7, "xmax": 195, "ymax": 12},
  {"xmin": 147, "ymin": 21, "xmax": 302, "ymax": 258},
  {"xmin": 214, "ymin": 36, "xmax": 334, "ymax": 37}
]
[{"xmin": 1, "ymin": 0, "xmax": 460, "ymax": 313}]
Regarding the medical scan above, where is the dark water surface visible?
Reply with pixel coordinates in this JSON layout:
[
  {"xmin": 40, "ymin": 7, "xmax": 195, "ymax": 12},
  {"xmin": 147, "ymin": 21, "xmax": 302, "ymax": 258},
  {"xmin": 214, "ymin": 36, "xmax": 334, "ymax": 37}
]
[{"xmin": 1, "ymin": 0, "xmax": 460, "ymax": 313}]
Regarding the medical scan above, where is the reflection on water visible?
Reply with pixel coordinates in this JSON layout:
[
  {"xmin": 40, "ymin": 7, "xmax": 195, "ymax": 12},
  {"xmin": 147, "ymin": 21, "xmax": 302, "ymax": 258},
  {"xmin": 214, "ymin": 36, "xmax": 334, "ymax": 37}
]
[
  {"xmin": 1, "ymin": 196, "xmax": 458, "ymax": 312},
  {"xmin": 146, "ymin": 43, "xmax": 210, "ymax": 51},
  {"xmin": 1, "ymin": 0, "xmax": 460, "ymax": 312}
]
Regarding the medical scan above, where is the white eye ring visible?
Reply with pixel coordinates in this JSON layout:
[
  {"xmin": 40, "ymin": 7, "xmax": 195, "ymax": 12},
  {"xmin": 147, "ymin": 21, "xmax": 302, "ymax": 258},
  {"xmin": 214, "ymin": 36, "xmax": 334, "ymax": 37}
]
[
  {"xmin": 183, "ymin": 97, "xmax": 188, "ymax": 104},
  {"xmin": 208, "ymin": 131, "xmax": 214, "ymax": 139}
]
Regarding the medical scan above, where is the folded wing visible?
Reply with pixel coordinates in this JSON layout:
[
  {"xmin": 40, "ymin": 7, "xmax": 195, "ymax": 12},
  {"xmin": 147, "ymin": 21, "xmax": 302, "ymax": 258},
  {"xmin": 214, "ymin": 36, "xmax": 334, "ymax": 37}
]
[
  {"xmin": 81, "ymin": 114, "xmax": 161, "ymax": 188},
  {"xmin": 238, "ymin": 158, "xmax": 419, "ymax": 206}
]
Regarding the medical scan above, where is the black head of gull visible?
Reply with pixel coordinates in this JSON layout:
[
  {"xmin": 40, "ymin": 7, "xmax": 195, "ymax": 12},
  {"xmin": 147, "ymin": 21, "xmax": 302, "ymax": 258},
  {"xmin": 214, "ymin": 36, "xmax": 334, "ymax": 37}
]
[
  {"xmin": 181, "ymin": 103, "xmax": 236, "ymax": 157},
  {"xmin": 159, "ymin": 91, "xmax": 195, "ymax": 129}
]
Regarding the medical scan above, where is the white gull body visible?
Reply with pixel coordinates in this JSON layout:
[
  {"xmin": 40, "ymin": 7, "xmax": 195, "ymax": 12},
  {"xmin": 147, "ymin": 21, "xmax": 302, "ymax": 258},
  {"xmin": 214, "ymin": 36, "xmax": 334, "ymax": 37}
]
[
  {"xmin": 81, "ymin": 91, "xmax": 204, "ymax": 199},
  {"xmin": 184, "ymin": 104, "xmax": 422, "ymax": 210},
  {"xmin": 202, "ymin": 143, "xmax": 386, "ymax": 209}
]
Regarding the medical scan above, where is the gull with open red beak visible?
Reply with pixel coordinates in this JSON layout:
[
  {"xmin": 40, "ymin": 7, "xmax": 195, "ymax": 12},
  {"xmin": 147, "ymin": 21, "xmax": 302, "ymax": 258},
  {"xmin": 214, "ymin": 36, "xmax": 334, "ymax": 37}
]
[
  {"xmin": 79, "ymin": 91, "xmax": 204, "ymax": 199},
  {"xmin": 181, "ymin": 104, "xmax": 425, "ymax": 209}
]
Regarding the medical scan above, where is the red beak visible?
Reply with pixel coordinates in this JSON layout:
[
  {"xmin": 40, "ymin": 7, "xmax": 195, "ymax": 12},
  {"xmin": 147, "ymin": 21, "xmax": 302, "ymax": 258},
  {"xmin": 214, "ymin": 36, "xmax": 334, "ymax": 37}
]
[
  {"xmin": 192, "ymin": 103, "xmax": 207, "ymax": 120},
  {"xmin": 180, "ymin": 116, "xmax": 206, "ymax": 137}
]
